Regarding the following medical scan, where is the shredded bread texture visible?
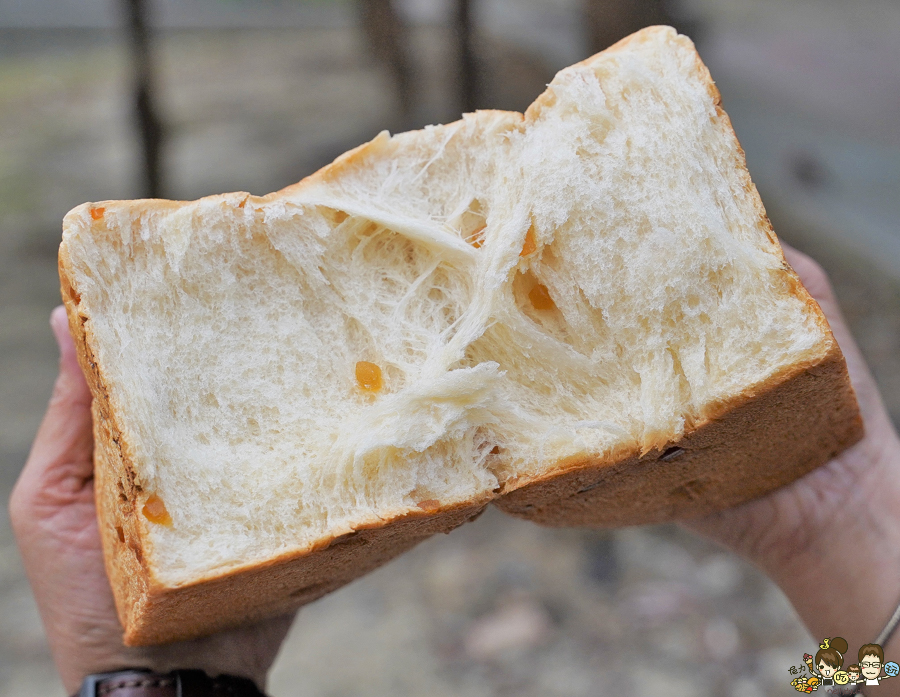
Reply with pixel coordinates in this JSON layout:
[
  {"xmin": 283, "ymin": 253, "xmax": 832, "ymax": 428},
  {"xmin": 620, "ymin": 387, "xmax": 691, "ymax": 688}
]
[{"xmin": 60, "ymin": 27, "xmax": 850, "ymax": 616}]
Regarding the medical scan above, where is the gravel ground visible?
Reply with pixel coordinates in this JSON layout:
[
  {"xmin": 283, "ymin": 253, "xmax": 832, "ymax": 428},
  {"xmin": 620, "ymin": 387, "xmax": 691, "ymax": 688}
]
[{"xmin": 0, "ymin": 9, "xmax": 898, "ymax": 696}]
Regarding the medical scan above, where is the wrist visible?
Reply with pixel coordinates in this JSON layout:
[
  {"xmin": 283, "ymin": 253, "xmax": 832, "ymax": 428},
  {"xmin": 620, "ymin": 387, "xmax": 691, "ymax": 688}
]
[
  {"xmin": 71, "ymin": 668, "xmax": 267, "ymax": 697},
  {"xmin": 59, "ymin": 644, "xmax": 273, "ymax": 696},
  {"xmin": 83, "ymin": 647, "xmax": 270, "ymax": 690},
  {"xmin": 50, "ymin": 610, "xmax": 294, "ymax": 695},
  {"xmin": 58, "ymin": 649, "xmax": 268, "ymax": 697}
]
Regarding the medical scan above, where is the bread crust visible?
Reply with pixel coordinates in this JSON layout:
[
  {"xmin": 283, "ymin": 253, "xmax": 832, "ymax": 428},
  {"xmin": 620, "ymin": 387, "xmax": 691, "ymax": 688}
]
[
  {"xmin": 495, "ymin": 339, "xmax": 863, "ymax": 525},
  {"xmin": 57, "ymin": 25, "xmax": 863, "ymax": 645}
]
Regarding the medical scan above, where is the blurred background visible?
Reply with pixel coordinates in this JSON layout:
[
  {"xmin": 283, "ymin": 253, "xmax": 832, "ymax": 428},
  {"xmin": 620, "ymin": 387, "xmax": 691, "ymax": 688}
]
[{"xmin": 1, "ymin": 0, "xmax": 899, "ymax": 694}]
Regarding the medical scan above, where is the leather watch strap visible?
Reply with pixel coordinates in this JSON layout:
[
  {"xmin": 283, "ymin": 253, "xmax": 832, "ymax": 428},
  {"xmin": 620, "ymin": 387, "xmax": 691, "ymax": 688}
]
[{"xmin": 75, "ymin": 669, "xmax": 267, "ymax": 697}]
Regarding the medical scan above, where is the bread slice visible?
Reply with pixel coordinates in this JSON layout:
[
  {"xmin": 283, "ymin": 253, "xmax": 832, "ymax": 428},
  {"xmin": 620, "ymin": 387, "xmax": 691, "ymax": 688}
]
[{"xmin": 59, "ymin": 26, "xmax": 862, "ymax": 645}]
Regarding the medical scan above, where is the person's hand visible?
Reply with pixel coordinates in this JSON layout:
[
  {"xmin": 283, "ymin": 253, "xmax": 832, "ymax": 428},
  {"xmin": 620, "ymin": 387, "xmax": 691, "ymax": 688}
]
[
  {"xmin": 685, "ymin": 245, "xmax": 900, "ymax": 660},
  {"xmin": 10, "ymin": 306, "xmax": 294, "ymax": 695}
]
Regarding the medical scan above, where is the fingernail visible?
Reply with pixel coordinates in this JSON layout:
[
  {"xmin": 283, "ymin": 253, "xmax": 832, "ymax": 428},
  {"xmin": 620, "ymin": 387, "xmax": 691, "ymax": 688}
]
[
  {"xmin": 50, "ymin": 306, "xmax": 68, "ymax": 353},
  {"xmin": 49, "ymin": 306, "xmax": 91, "ymax": 400},
  {"xmin": 50, "ymin": 306, "xmax": 79, "ymax": 372}
]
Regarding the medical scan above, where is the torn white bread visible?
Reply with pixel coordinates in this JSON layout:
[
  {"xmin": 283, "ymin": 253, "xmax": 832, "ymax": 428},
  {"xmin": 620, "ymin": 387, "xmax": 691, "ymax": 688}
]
[{"xmin": 59, "ymin": 26, "xmax": 861, "ymax": 644}]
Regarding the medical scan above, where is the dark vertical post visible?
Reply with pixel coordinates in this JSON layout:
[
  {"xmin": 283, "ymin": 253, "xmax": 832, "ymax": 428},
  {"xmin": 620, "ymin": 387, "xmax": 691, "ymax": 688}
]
[
  {"xmin": 359, "ymin": 0, "xmax": 414, "ymax": 118},
  {"xmin": 123, "ymin": 0, "xmax": 164, "ymax": 198},
  {"xmin": 454, "ymin": 0, "xmax": 477, "ymax": 113}
]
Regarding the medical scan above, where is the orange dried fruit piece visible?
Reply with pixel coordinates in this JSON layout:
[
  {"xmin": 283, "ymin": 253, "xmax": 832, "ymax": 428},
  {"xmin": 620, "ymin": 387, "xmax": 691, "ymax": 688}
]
[
  {"xmin": 143, "ymin": 493, "xmax": 172, "ymax": 526},
  {"xmin": 466, "ymin": 224, "xmax": 486, "ymax": 248},
  {"xmin": 520, "ymin": 224, "xmax": 538, "ymax": 256},
  {"xmin": 528, "ymin": 283, "xmax": 555, "ymax": 310},
  {"xmin": 90, "ymin": 207, "xmax": 105, "ymax": 221},
  {"xmin": 355, "ymin": 361, "xmax": 383, "ymax": 392},
  {"xmin": 417, "ymin": 499, "xmax": 441, "ymax": 511}
]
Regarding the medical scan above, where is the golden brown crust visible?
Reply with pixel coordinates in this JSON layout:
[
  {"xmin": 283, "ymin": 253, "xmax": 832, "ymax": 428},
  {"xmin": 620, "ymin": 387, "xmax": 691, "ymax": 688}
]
[
  {"xmin": 61, "ymin": 244, "xmax": 158, "ymax": 638},
  {"xmin": 122, "ymin": 504, "xmax": 486, "ymax": 645},
  {"xmin": 495, "ymin": 341, "xmax": 863, "ymax": 525},
  {"xmin": 120, "ymin": 503, "xmax": 484, "ymax": 646}
]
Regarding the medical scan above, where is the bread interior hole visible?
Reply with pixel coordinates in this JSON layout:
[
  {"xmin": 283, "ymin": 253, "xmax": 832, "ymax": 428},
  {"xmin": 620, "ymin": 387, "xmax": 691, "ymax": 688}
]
[{"xmin": 451, "ymin": 198, "xmax": 488, "ymax": 248}]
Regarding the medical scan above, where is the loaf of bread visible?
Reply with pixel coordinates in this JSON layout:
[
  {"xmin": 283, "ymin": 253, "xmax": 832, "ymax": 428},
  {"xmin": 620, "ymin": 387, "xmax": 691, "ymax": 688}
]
[{"xmin": 59, "ymin": 26, "xmax": 862, "ymax": 645}]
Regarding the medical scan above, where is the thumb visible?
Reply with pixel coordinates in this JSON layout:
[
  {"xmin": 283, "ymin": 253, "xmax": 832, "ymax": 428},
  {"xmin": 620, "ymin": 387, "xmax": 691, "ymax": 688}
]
[
  {"xmin": 50, "ymin": 305, "xmax": 92, "ymax": 409},
  {"xmin": 19, "ymin": 306, "xmax": 94, "ymax": 491}
]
